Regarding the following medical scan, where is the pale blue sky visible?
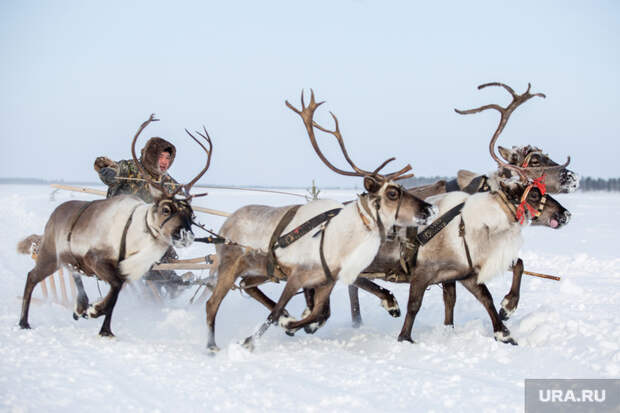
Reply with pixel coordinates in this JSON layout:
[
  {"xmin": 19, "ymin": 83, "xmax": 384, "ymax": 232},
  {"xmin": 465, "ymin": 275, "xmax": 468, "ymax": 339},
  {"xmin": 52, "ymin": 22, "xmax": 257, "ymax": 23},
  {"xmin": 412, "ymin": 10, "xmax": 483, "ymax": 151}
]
[{"xmin": 1, "ymin": 1, "xmax": 618, "ymax": 187}]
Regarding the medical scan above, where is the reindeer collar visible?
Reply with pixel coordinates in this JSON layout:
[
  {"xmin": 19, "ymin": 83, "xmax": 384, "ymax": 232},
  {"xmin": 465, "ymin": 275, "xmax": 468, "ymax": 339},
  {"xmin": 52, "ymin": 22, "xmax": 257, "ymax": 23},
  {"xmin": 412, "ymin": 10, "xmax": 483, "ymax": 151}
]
[
  {"xmin": 493, "ymin": 189, "xmax": 519, "ymax": 223},
  {"xmin": 144, "ymin": 206, "xmax": 166, "ymax": 243},
  {"xmin": 356, "ymin": 197, "xmax": 374, "ymax": 231}
]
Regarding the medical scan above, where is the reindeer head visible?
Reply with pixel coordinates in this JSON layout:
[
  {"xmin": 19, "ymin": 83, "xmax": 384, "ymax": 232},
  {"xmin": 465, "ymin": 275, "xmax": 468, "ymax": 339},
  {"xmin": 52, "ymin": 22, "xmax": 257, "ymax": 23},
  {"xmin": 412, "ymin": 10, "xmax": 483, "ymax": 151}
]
[
  {"xmin": 286, "ymin": 90, "xmax": 436, "ymax": 230},
  {"xmin": 497, "ymin": 145, "xmax": 579, "ymax": 193},
  {"xmin": 456, "ymin": 82, "xmax": 578, "ymax": 194},
  {"xmin": 131, "ymin": 114, "xmax": 214, "ymax": 248},
  {"xmin": 499, "ymin": 178, "xmax": 571, "ymax": 229}
]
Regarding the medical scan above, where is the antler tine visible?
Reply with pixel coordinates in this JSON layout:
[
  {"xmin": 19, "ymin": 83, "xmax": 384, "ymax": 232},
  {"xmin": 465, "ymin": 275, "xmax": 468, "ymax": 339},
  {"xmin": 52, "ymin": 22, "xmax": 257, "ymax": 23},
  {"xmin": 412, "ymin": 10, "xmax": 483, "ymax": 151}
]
[
  {"xmin": 180, "ymin": 126, "xmax": 213, "ymax": 196},
  {"xmin": 131, "ymin": 114, "xmax": 170, "ymax": 196},
  {"xmin": 385, "ymin": 164, "xmax": 414, "ymax": 181},
  {"xmin": 311, "ymin": 110, "xmax": 375, "ymax": 176},
  {"xmin": 286, "ymin": 89, "xmax": 361, "ymax": 177},
  {"xmin": 372, "ymin": 157, "xmax": 396, "ymax": 174},
  {"xmin": 455, "ymin": 82, "xmax": 546, "ymax": 181}
]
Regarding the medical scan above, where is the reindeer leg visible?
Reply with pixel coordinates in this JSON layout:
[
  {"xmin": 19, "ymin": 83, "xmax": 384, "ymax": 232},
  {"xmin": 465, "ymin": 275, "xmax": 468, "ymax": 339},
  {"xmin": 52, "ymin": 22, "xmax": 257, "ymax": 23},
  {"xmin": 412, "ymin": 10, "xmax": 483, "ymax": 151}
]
[
  {"xmin": 499, "ymin": 258, "xmax": 523, "ymax": 320},
  {"xmin": 348, "ymin": 285, "xmax": 362, "ymax": 328},
  {"xmin": 206, "ymin": 249, "xmax": 245, "ymax": 353},
  {"xmin": 71, "ymin": 273, "xmax": 90, "ymax": 320},
  {"xmin": 459, "ymin": 276, "xmax": 517, "ymax": 345},
  {"xmin": 81, "ymin": 252, "xmax": 125, "ymax": 337},
  {"xmin": 241, "ymin": 275, "xmax": 303, "ymax": 351},
  {"xmin": 20, "ymin": 252, "xmax": 58, "ymax": 329},
  {"xmin": 397, "ymin": 274, "xmax": 429, "ymax": 343},
  {"xmin": 97, "ymin": 280, "xmax": 124, "ymax": 337},
  {"xmin": 286, "ymin": 281, "xmax": 335, "ymax": 334},
  {"xmin": 354, "ymin": 278, "xmax": 401, "ymax": 318},
  {"xmin": 442, "ymin": 281, "xmax": 456, "ymax": 326},
  {"xmin": 242, "ymin": 284, "xmax": 298, "ymax": 337}
]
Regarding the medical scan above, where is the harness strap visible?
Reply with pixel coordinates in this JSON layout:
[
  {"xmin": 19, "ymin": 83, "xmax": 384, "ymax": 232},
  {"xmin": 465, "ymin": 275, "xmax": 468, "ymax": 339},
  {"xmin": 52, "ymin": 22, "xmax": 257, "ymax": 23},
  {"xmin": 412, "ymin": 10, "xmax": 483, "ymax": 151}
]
[
  {"xmin": 266, "ymin": 205, "xmax": 302, "ymax": 280},
  {"xmin": 459, "ymin": 216, "xmax": 474, "ymax": 270},
  {"xmin": 119, "ymin": 205, "xmax": 140, "ymax": 264},
  {"xmin": 319, "ymin": 222, "xmax": 335, "ymax": 282},
  {"xmin": 493, "ymin": 190, "xmax": 519, "ymax": 223},
  {"xmin": 401, "ymin": 202, "xmax": 465, "ymax": 274},
  {"xmin": 67, "ymin": 202, "xmax": 94, "ymax": 243},
  {"xmin": 462, "ymin": 175, "xmax": 489, "ymax": 194},
  {"xmin": 276, "ymin": 208, "xmax": 342, "ymax": 248}
]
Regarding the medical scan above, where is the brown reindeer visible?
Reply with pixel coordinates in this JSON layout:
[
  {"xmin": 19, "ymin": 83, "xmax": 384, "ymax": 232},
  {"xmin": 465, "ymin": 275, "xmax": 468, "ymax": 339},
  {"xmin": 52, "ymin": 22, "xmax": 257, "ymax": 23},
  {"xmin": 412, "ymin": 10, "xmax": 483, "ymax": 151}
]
[
  {"xmin": 17, "ymin": 114, "xmax": 212, "ymax": 337},
  {"xmin": 205, "ymin": 90, "xmax": 436, "ymax": 352},
  {"xmin": 345, "ymin": 83, "xmax": 576, "ymax": 330}
]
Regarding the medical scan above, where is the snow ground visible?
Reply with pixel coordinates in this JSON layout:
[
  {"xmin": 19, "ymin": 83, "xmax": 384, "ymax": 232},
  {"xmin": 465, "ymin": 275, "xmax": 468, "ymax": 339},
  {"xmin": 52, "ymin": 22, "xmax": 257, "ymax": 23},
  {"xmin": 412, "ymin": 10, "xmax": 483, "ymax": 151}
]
[{"xmin": 0, "ymin": 185, "xmax": 618, "ymax": 412}]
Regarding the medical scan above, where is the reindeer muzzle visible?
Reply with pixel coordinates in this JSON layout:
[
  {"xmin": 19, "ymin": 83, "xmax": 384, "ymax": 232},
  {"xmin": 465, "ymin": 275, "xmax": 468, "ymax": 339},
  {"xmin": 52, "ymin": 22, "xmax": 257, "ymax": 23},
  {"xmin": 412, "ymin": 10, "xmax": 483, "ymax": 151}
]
[
  {"xmin": 560, "ymin": 170, "xmax": 579, "ymax": 193},
  {"xmin": 550, "ymin": 210, "xmax": 571, "ymax": 229},
  {"xmin": 173, "ymin": 228, "xmax": 195, "ymax": 248}
]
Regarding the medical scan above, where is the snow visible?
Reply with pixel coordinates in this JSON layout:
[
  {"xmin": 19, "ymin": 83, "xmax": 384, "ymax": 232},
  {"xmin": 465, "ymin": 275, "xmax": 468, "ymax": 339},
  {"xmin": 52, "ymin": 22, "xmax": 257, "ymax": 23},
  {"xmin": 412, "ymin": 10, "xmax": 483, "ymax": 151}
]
[{"xmin": 1, "ymin": 185, "xmax": 618, "ymax": 412}]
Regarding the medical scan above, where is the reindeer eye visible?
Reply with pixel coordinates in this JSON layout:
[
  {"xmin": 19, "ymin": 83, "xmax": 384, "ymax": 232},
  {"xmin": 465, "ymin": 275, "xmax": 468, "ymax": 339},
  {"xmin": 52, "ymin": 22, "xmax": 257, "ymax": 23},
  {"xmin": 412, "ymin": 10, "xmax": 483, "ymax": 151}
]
[
  {"xmin": 162, "ymin": 206, "xmax": 171, "ymax": 215},
  {"xmin": 386, "ymin": 187, "xmax": 400, "ymax": 201},
  {"xmin": 528, "ymin": 190, "xmax": 541, "ymax": 202},
  {"xmin": 529, "ymin": 156, "xmax": 540, "ymax": 166}
]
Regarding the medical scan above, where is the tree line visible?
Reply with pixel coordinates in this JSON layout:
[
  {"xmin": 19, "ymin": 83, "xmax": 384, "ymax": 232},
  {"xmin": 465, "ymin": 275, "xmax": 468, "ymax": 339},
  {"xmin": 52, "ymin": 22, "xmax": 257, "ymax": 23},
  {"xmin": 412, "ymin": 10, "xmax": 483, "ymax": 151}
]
[{"xmin": 578, "ymin": 177, "xmax": 620, "ymax": 192}]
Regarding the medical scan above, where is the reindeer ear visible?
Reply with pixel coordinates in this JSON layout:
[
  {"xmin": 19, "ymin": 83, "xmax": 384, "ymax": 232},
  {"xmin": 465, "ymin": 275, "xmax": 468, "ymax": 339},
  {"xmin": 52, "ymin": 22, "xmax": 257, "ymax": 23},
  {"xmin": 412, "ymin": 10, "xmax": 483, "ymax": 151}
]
[
  {"xmin": 364, "ymin": 176, "xmax": 382, "ymax": 193},
  {"xmin": 498, "ymin": 146, "xmax": 511, "ymax": 162}
]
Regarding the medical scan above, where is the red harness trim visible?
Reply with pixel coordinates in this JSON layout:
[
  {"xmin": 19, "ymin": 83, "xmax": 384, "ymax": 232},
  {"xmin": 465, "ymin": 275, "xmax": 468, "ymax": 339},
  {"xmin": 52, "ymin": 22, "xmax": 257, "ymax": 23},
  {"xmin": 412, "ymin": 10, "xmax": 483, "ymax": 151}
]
[{"xmin": 515, "ymin": 175, "xmax": 547, "ymax": 224}]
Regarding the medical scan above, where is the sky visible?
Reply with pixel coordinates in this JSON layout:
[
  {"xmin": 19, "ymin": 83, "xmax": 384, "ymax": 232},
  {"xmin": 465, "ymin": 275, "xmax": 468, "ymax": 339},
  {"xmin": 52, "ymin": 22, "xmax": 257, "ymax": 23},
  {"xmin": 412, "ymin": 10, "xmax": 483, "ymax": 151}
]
[{"xmin": 1, "ymin": 1, "xmax": 618, "ymax": 188}]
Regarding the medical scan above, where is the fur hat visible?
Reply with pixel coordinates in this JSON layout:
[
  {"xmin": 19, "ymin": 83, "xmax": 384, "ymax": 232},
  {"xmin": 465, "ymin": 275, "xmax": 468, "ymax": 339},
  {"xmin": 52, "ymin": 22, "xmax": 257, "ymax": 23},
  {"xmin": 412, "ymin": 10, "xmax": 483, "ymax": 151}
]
[{"xmin": 140, "ymin": 137, "xmax": 176, "ymax": 176}]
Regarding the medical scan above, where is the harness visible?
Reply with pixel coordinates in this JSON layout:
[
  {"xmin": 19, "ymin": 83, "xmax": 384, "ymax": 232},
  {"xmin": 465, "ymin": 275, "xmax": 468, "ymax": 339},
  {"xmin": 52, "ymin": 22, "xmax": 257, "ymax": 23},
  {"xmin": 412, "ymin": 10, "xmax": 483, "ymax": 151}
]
[
  {"xmin": 266, "ymin": 206, "xmax": 342, "ymax": 282},
  {"xmin": 65, "ymin": 201, "xmax": 146, "ymax": 274},
  {"xmin": 399, "ymin": 202, "xmax": 472, "ymax": 275}
]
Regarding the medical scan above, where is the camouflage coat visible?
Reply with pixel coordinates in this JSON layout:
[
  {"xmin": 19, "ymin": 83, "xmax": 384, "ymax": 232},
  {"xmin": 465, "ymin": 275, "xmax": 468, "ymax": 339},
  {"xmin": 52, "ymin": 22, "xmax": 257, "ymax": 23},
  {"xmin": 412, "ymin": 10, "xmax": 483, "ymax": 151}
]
[{"xmin": 94, "ymin": 137, "xmax": 180, "ymax": 203}]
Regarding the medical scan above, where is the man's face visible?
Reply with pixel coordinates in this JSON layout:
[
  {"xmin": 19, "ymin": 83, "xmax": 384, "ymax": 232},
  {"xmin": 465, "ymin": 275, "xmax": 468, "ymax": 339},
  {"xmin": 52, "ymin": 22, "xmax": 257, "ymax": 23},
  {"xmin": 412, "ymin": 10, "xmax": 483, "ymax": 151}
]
[{"xmin": 158, "ymin": 151, "xmax": 171, "ymax": 173}]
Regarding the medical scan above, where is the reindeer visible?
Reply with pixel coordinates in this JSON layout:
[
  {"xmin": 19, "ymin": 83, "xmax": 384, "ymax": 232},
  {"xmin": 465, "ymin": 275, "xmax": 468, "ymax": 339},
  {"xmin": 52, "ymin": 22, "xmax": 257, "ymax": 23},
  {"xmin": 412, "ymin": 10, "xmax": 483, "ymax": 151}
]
[
  {"xmin": 345, "ymin": 83, "xmax": 577, "ymax": 330},
  {"xmin": 17, "ymin": 114, "xmax": 212, "ymax": 337},
  {"xmin": 205, "ymin": 90, "xmax": 436, "ymax": 352}
]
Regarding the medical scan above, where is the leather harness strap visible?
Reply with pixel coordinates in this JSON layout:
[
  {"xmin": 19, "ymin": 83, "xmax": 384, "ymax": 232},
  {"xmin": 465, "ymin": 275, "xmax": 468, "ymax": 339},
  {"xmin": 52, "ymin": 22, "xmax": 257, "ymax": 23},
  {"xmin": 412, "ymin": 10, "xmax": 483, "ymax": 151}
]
[
  {"xmin": 266, "ymin": 205, "xmax": 302, "ymax": 280},
  {"xmin": 493, "ymin": 190, "xmax": 519, "ymax": 223},
  {"xmin": 267, "ymin": 206, "xmax": 343, "ymax": 282},
  {"xmin": 401, "ymin": 202, "xmax": 467, "ymax": 274},
  {"xmin": 118, "ymin": 205, "xmax": 140, "ymax": 264},
  {"xmin": 67, "ymin": 202, "xmax": 95, "ymax": 243}
]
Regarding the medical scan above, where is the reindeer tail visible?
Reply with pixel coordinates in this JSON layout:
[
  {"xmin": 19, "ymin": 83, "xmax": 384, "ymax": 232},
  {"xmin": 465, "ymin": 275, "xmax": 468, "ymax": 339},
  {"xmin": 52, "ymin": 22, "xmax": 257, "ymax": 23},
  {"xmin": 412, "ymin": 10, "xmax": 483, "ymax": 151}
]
[{"xmin": 17, "ymin": 234, "xmax": 42, "ymax": 256}]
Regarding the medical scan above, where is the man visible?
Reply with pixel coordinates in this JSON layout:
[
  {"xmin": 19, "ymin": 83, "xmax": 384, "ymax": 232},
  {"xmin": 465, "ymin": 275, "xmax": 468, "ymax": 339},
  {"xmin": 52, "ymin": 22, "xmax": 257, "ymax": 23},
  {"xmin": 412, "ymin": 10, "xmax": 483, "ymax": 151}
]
[
  {"xmin": 94, "ymin": 137, "xmax": 179, "ymax": 202},
  {"xmin": 94, "ymin": 136, "xmax": 190, "ymax": 298}
]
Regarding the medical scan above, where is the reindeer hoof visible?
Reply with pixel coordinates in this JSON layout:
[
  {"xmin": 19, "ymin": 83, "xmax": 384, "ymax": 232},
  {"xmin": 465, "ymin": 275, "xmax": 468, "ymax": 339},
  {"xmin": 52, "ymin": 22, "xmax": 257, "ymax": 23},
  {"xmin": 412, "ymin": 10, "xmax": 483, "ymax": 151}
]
[
  {"xmin": 381, "ymin": 298, "xmax": 401, "ymax": 318},
  {"xmin": 19, "ymin": 321, "xmax": 31, "ymax": 330},
  {"xmin": 241, "ymin": 336, "xmax": 255, "ymax": 352},
  {"xmin": 99, "ymin": 329, "xmax": 115, "ymax": 338},
  {"xmin": 73, "ymin": 313, "xmax": 79, "ymax": 321},
  {"xmin": 303, "ymin": 322, "xmax": 320, "ymax": 335},
  {"xmin": 352, "ymin": 318, "xmax": 362, "ymax": 328},
  {"xmin": 397, "ymin": 334, "xmax": 415, "ymax": 344},
  {"xmin": 207, "ymin": 345, "xmax": 221, "ymax": 356},
  {"xmin": 494, "ymin": 330, "xmax": 518, "ymax": 345}
]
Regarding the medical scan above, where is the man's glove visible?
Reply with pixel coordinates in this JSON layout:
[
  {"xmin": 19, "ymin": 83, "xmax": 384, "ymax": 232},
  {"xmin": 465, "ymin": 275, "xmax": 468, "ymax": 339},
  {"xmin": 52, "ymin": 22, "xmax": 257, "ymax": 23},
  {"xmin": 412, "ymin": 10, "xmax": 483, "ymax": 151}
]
[{"xmin": 99, "ymin": 167, "xmax": 117, "ymax": 185}]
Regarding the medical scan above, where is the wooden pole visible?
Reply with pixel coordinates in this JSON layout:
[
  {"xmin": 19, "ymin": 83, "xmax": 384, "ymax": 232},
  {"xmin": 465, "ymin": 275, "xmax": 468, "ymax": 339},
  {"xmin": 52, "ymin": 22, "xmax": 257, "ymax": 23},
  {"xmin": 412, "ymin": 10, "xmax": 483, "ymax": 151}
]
[
  {"xmin": 57, "ymin": 268, "xmax": 69, "ymax": 305},
  {"xmin": 523, "ymin": 270, "xmax": 561, "ymax": 281},
  {"xmin": 50, "ymin": 184, "xmax": 231, "ymax": 217}
]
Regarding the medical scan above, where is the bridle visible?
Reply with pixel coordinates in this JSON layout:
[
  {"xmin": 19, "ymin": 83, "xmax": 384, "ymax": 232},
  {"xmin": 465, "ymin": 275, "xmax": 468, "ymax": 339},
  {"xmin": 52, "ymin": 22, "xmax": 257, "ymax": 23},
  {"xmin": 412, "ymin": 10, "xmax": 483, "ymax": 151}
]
[{"xmin": 515, "ymin": 174, "xmax": 547, "ymax": 224}]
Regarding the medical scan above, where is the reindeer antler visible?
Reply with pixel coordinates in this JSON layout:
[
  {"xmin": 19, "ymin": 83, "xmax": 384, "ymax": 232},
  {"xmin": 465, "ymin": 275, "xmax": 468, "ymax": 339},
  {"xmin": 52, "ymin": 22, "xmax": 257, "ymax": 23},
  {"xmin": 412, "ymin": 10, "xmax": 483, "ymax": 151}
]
[
  {"xmin": 455, "ymin": 82, "xmax": 563, "ymax": 179},
  {"xmin": 286, "ymin": 89, "xmax": 413, "ymax": 182},
  {"xmin": 182, "ymin": 126, "xmax": 213, "ymax": 196}
]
